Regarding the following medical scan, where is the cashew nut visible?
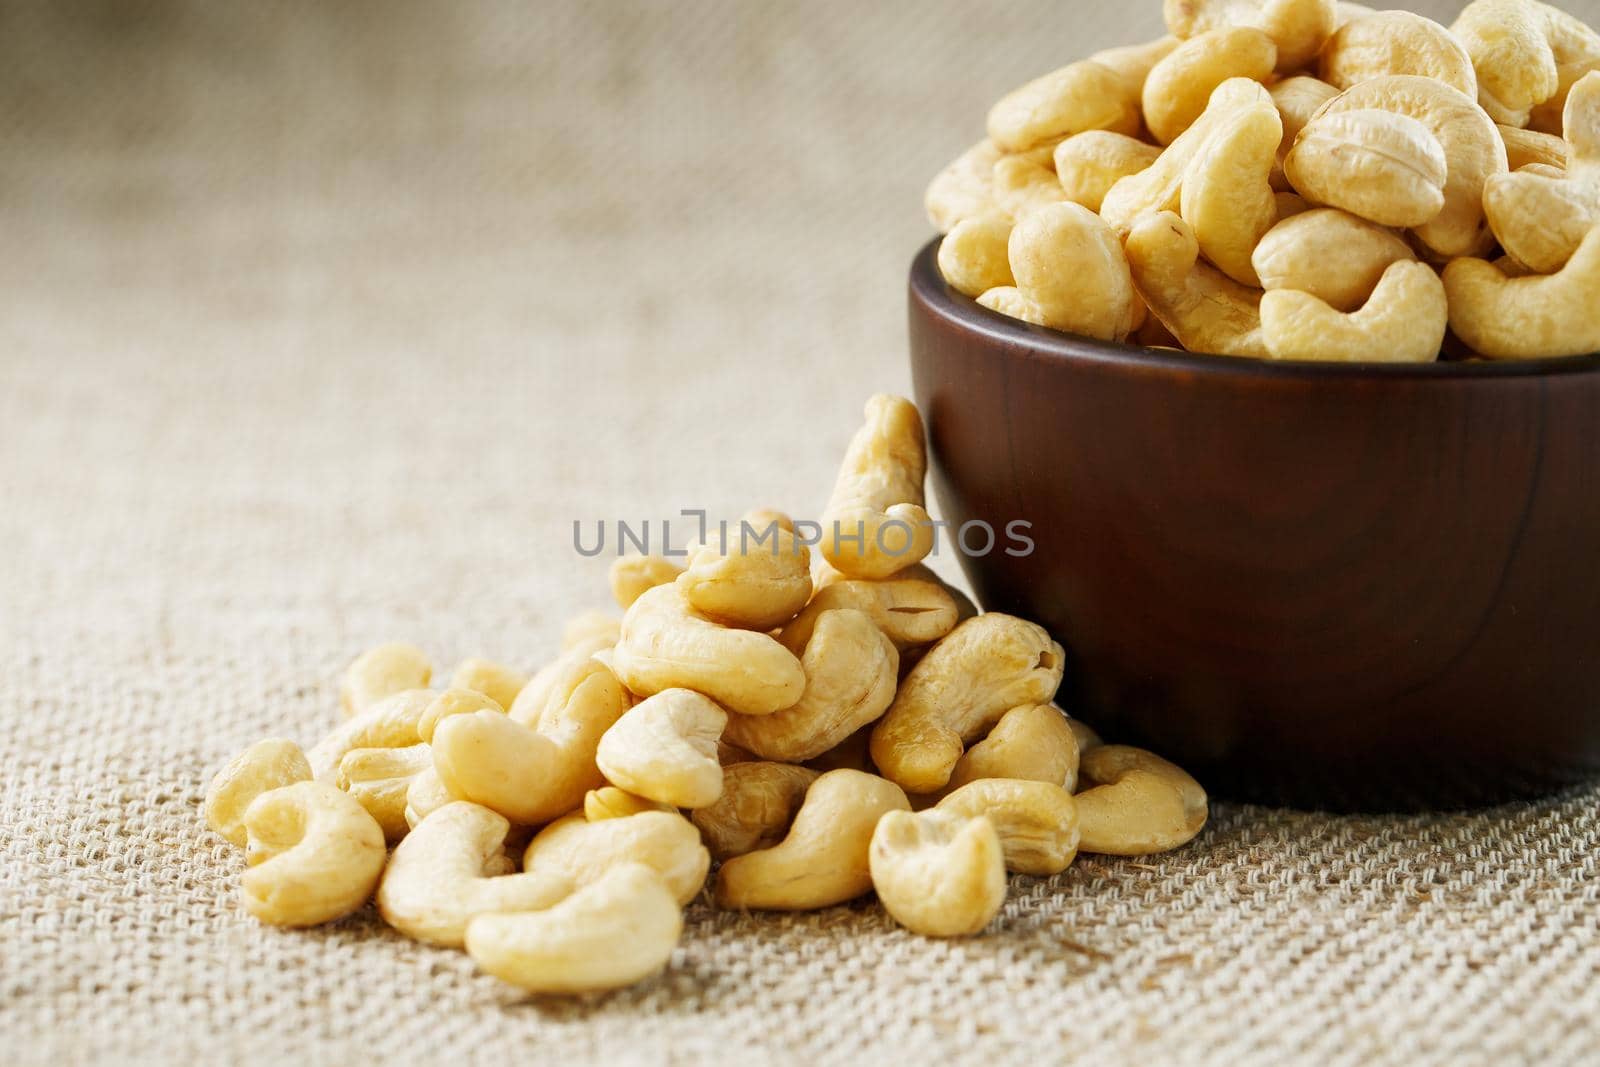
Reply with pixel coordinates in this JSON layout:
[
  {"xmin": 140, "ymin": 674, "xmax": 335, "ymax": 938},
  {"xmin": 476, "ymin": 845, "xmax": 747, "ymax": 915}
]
[
  {"xmin": 417, "ymin": 687, "xmax": 503, "ymax": 744},
  {"xmin": 1075, "ymin": 745, "xmax": 1209, "ymax": 856},
  {"xmin": 689, "ymin": 761, "xmax": 820, "ymax": 861},
  {"xmin": 937, "ymin": 216, "xmax": 1015, "ymax": 297},
  {"xmin": 1484, "ymin": 72, "xmax": 1599, "ymax": 271},
  {"xmin": 1007, "ymin": 202, "xmax": 1140, "ymax": 341},
  {"xmin": 1318, "ymin": 11, "xmax": 1478, "ymax": 98},
  {"xmin": 1442, "ymin": 221, "xmax": 1600, "ymax": 358},
  {"xmin": 465, "ymin": 863, "xmax": 682, "ymax": 995},
  {"xmin": 925, "ymin": 139, "xmax": 1003, "ymax": 233},
  {"xmin": 595, "ymin": 688, "xmax": 726, "ymax": 808},
  {"xmin": 583, "ymin": 786, "xmax": 673, "ymax": 821},
  {"xmin": 868, "ymin": 810, "xmax": 1006, "ymax": 938},
  {"xmin": 1285, "ymin": 108, "xmax": 1449, "ymax": 227},
  {"xmin": 240, "ymin": 780, "xmax": 387, "ymax": 927},
  {"xmin": 870, "ymin": 613, "xmax": 1065, "ymax": 794},
  {"xmin": 1144, "ymin": 27, "xmax": 1278, "ymax": 145},
  {"xmin": 307, "ymin": 688, "xmax": 432, "ymax": 780},
  {"xmin": 1252, "ymin": 207, "xmax": 1418, "ymax": 311},
  {"xmin": 340, "ymin": 642, "xmax": 431, "ymax": 717},
  {"xmin": 1261, "ymin": 259, "xmax": 1447, "ymax": 362},
  {"xmin": 1178, "ymin": 86, "xmax": 1282, "ymax": 285},
  {"xmin": 610, "ymin": 583, "xmax": 806, "ymax": 715},
  {"xmin": 1124, "ymin": 211, "xmax": 1267, "ymax": 358},
  {"xmin": 1163, "ymin": 0, "xmax": 1336, "ymax": 72},
  {"xmin": 404, "ymin": 765, "xmax": 454, "ymax": 829},
  {"xmin": 944, "ymin": 703, "xmax": 1081, "ymax": 795},
  {"xmin": 1053, "ymin": 131, "xmax": 1162, "ymax": 213},
  {"xmin": 1452, "ymin": 0, "xmax": 1600, "ymax": 129},
  {"xmin": 1270, "ymin": 75, "xmax": 1340, "ymax": 189},
  {"xmin": 987, "ymin": 60, "xmax": 1143, "ymax": 153},
  {"xmin": 521, "ymin": 809, "xmax": 709, "ymax": 905},
  {"xmin": 1500, "ymin": 122, "xmax": 1571, "ymax": 170},
  {"xmin": 676, "ymin": 520, "xmax": 812, "ymax": 632},
  {"xmin": 818, "ymin": 394, "xmax": 935, "ymax": 581},
  {"xmin": 376, "ymin": 801, "xmax": 570, "ymax": 947},
  {"xmin": 975, "ymin": 285, "xmax": 1048, "ymax": 326},
  {"xmin": 1091, "ymin": 36, "xmax": 1181, "ymax": 98},
  {"xmin": 992, "ymin": 145, "xmax": 1069, "ymax": 221},
  {"xmin": 448, "ymin": 657, "xmax": 527, "ymax": 711},
  {"xmin": 337, "ymin": 743, "xmax": 433, "ymax": 842},
  {"xmin": 722, "ymin": 608, "xmax": 898, "ymax": 763},
  {"xmin": 715, "ymin": 769, "xmax": 909, "ymax": 911},
  {"xmin": 204, "ymin": 738, "xmax": 312, "ymax": 847},
  {"xmin": 936, "ymin": 778, "xmax": 1081, "ymax": 875},
  {"xmin": 777, "ymin": 574, "xmax": 959, "ymax": 657},
  {"xmin": 609, "ymin": 555, "xmax": 684, "ymax": 610}
]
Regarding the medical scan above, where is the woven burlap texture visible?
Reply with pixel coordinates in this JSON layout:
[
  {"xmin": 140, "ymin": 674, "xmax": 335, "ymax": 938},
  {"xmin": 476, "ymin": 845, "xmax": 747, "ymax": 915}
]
[{"xmin": 5, "ymin": 1, "xmax": 1600, "ymax": 1063}]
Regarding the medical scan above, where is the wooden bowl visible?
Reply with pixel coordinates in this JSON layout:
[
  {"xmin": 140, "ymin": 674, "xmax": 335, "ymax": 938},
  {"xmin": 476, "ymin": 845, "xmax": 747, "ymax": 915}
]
[{"xmin": 908, "ymin": 238, "xmax": 1600, "ymax": 811}]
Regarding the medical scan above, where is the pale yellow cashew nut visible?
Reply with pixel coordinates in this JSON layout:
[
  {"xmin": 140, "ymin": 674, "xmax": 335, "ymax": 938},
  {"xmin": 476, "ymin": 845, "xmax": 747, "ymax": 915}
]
[
  {"xmin": 1053, "ymin": 132, "xmax": 1162, "ymax": 213},
  {"xmin": 522, "ymin": 809, "xmax": 710, "ymax": 906},
  {"xmin": 1443, "ymin": 223, "xmax": 1600, "ymax": 359},
  {"xmin": 1178, "ymin": 90, "xmax": 1282, "ymax": 285},
  {"xmin": 1007, "ymin": 202, "xmax": 1140, "ymax": 342},
  {"xmin": 1269, "ymin": 75, "xmax": 1340, "ymax": 190},
  {"xmin": 609, "ymin": 555, "xmax": 684, "ymax": 610},
  {"xmin": 416, "ymin": 687, "xmax": 503, "ymax": 744},
  {"xmin": 937, "ymin": 216, "xmax": 1015, "ymax": 298},
  {"xmin": 1451, "ymin": 0, "xmax": 1600, "ymax": 130},
  {"xmin": 1484, "ymin": 72, "xmax": 1600, "ymax": 272},
  {"xmin": 204, "ymin": 738, "xmax": 312, "ymax": 848},
  {"xmin": 1318, "ymin": 11, "xmax": 1478, "ymax": 98},
  {"xmin": 1075, "ymin": 745, "xmax": 1209, "ymax": 855},
  {"xmin": 1285, "ymin": 109, "xmax": 1448, "ymax": 228},
  {"xmin": 1163, "ymin": 0, "xmax": 1336, "ymax": 73},
  {"xmin": 975, "ymin": 286, "xmax": 1048, "ymax": 326},
  {"xmin": 690, "ymin": 762, "xmax": 820, "ymax": 861},
  {"xmin": 925, "ymin": 139, "xmax": 1003, "ymax": 233},
  {"xmin": 1499, "ymin": 123, "xmax": 1570, "ymax": 171},
  {"xmin": 777, "ymin": 574, "xmax": 959, "ymax": 657},
  {"xmin": 1143, "ymin": 27, "xmax": 1278, "ymax": 145},
  {"xmin": 583, "ymin": 786, "xmax": 673, "ymax": 821},
  {"xmin": 337, "ymin": 743, "xmax": 433, "ymax": 843},
  {"xmin": 340, "ymin": 642, "xmax": 431, "ymax": 717},
  {"xmin": 595, "ymin": 688, "xmax": 726, "ymax": 809},
  {"xmin": 819, "ymin": 394, "xmax": 935, "ymax": 581},
  {"xmin": 307, "ymin": 688, "xmax": 432, "ymax": 780},
  {"xmin": 986, "ymin": 60, "xmax": 1143, "ymax": 153},
  {"xmin": 447, "ymin": 657, "xmax": 527, "ymax": 711},
  {"xmin": 1261, "ymin": 260, "xmax": 1447, "ymax": 363},
  {"xmin": 1252, "ymin": 208, "xmax": 1417, "ymax": 311},
  {"xmin": 240, "ymin": 781, "xmax": 387, "ymax": 927},
  {"xmin": 944, "ymin": 703, "xmax": 1081, "ymax": 795},
  {"xmin": 1124, "ymin": 211, "xmax": 1267, "ymax": 359},
  {"xmin": 1090, "ymin": 36, "xmax": 1181, "ymax": 98},
  {"xmin": 936, "ymin": 778, "xmax": 1081, "ymax": 876},
  {"xmin": 991, "ymin": 145, "xmax": 1068, "ymax": 221},
  {"xmin": 868, "ymin": 810, "xmax": 1007, "ymax": 938},
  {"xmin": 675, "ymin": 518, "xmax": 812, "ymax": 632}
]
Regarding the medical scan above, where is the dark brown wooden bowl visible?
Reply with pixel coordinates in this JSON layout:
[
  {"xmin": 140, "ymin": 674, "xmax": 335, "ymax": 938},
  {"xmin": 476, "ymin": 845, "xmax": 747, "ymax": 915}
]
[{"xmin": 908, "ymin": 238, "xmax": 1600, "ymax": 811}]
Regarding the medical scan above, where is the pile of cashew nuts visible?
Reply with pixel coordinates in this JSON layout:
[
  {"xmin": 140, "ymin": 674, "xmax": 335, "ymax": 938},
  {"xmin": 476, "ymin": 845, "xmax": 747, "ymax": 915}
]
[
  {"xmin": 202, "ymin": 395, "xmax": 1209, "ymax": 994},
  {"xmin": 929, "ymin": 0, "xmax": 1600, "ymax": 362}
]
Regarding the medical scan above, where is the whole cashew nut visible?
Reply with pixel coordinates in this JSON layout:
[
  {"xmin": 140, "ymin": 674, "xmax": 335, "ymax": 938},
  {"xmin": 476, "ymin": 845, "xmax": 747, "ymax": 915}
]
[
  {"xmin": 1252, "ymin": 208, "xmax": 1418, "ymax": 311},
  {"xmin": 376, "ymin": 802, "xmax": 571, "ymax": 947},
  {"xmin": 1075, "ymin": 745, "xmax": 1209, "ymax": 856},
  {"xmin": 937, "ymin": 216, "xmax": 1015, "ymax": 298},
  {"xmin": 1124, "ymin": 211, "xmax": 1267, "ymax": 358},
  {"xmin": 595, "ymin": 688, "xmax": 726, "ymax": 809},
  {"xmin": 1318, "ymin": 11, "xmax": 1478, "ymax": 98},
  {"xmin": 1261, "ymin": 259, "xmax": 1448, "ymax": 362},
  {"xmin": 1285, "ymin": 109, "xmax": 1449, "ymax": 228},
  {"xmin": 944, "ymin": 703, "xmax": 1081, "ymax": 795},
  {"xmin": 925, "ymin": 139, "xmax": 1003, "ymax": 233},
  {"xmin": 676, "ymin": 519, "xmax": 812, "ymax": 632},
  {"xmin": 1443, "ymin": 222, "xmax": 1600, "ymax": 359},
  {"xmin": 818, "ymin": 394, "xmax": 935, "ymax": 581},
  {"xmin": 868, "ymin": 810, "xmax": 1006, "ymax": 938},
  {"xmin": 521, "ymin": 809, "xmax": 710, "ymax": 906},
  {"xmin": 1144, "ymin": 27, "xmax": 1278, "ymax": 145},
  {"xmin": 689, "ymin": 761, "xmax": 820, "ymax": 861},
  {"xmin": 1054, "ymin": 132, "xmax": 1163, "ymax": 213},
  {"xmin": 337, "ymin": 743, "xmax": 433, "ymax": 843},
  {"xmin": 777, "ymin": 574, "xmax": 959, "ymax": 656},
  {"xmin": 936, "ymin": 778, "xmax": 1081, "ymax": 876},
  {"xmin": 870, "ymin": 614, "xmax": 1065, "ymax": 795},
  {"xmin": 465, "ymin": 863, "xmax": 682, "ymax": 995},
  {"xmin": 715, "ymin": 769, "xmax": 910, "ymax": 911},
  {"xmin": 1007, "ymin": 202, "xmax": 1140, "ymax": 342},
  {"xmin": 722, "ymin": 608, "xmax": 899, "ymax": 763},
  {"xmin": 1178, "ymin": 89, "xmax": 1282, "ymax": 285},
  {"xmin": 204, "ymin": 738, "xmax": 312, "ymax": 847},
  {"xmin": 1451, "ymin": 0, "xmax": 1600, "ymax": 129},
  {"xmin": 609, "ymin": 555, "xmax": 684, "ymax": 611},
  {"xmin": 307, "ymin": 688, "xmax": 432, "ymax": 780},
  {"xmin": 987, "ymin": 60, "xmax": 1143, "ymax": 153},
  {"xmin": 1163, "ymin": 0, "xmax": 1336, "ymax": 73},
  {"xmin": 1484, "ymin": 72, "xmax": 1600, "ymax": 272},
  {"xmin": 448, "ymin": 657, "xmax": 527, "ymax": 712},
  {"xmin": 340, "ymin": 642, "xmax": 431, "ymax": 717},
  {"xmin": 240, "ymin": 781, "xmax": 387, "ymax": 927}
]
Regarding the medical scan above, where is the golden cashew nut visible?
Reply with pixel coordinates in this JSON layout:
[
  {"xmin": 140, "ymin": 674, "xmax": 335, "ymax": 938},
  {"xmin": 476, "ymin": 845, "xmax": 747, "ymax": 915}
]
[
  {"xmin": 522, "ymin": 809, "xmax": 710, "ymax": 906},
  {"xmin": 723, "ymin": 608, "xmax": 898, "ymax": 763},
  {"xmin": 307, "ymin": 688, "xmax": 432, "ymax": 780},
  {"xmin": 936, "ymin": 778, "xmax": 1081, "ymax": 876},
  {"xmin": 1318, "ymin": 11, "xmax": 1478, "ymax": 98},
  {"xmin": 337, "ymin": 743, "xmax": 433, "ymax": 843},
  {"xmin": 1178, "ymin": 91, "xmax": 1282, "ymax": 285},
  {"xmin": 676, "ymin": 519, "xmax": 812, "ymax": 632},
  {"xmin": 1124, "ymin": 211, "xmax": 1267, "ymax": 358},
  {"xmin": 1285, "ymin": 109, "xmax": 1449, "ymax": 228},
  {"xmin": 1075, "ymin": 745, "xmax": 1209, "ymax": 856},
  {"xmin": 340, "ymin": 642, "xmax": 431, "ymax": 717},
  {"xmin": 1484, "ymin": 72, "xmax": 1600, "ymax": 272},
  {"xmin": 1007, "ymin": 202, "xmax": 1140, "ymax": 342},
  {"xmin": 1252, "ymin": 207, "xmax": 1417, "ymax": 311},
  {"xmin": 1144, "ymin": 27, "xmax": 1278, "ymax": 145},
  {"xmin": 240, "ymin": 781, "xmax": 387, "ymax": 927},
  {"xmin": 819, "ymin": 394, "xmax": 935, "ymax": 581},
  {"xmin": 447, "ymin": 657, "xmax": 527, "ymax": 711},
  {"xmin": 937, "ymin": 216, "xmax": 1015, "ymax": 298},
  {"xmin": 465, "ymin": 863, "xmax": 682, "ymax": 995},
  {"xmin": 376, "ymin": 802, "xmax": 571, "ymax": 947},
  {"xmin": 1053, "ymin": 132, "xmax": 1162, "ymax": 213},
  {"xmin": 1261, "ymin": 259, "xmax": 1448, "ymax": 363},
  {"xmin": 609, "ymin": 583, "xmax": 806, "ymax": 715},
  {"xmin": 944, "ymin": 703, "xmax": 1081, "ymax": 795},
  {"xmin": 778, "ymin": 574, "xmax": 959, "ymax": 657},
  {"xmin": 204, "ymin": 738, "xmax": 313, "ymax": 848},
  {"xmin": 991, "ymin": 145, "xmax": 1068, "ymax": 221},
  {"xmin": 609, "ymin": 555, "xmax": 684, "ymax": 610},
  {"xmin": 715, "ymin": 769, "xmax": 910, "ymax": 911},
  {"xmin": 584, "ymin": 786, "xmax": 674, "ymax": 821},
  {"xmin": 690, "ymin": 761, "xmax": 820, "ymax": 861},
  {"xmin": 1443, "ymin": 222, "xmax": 1600, "ymax": 359},
  {"xmin": 925, "ymin": 139, "xmax": 1003, "ymax": 233},
  {"xmin": 870, "ymin": 614, "xmax": 1065, "ymax": 795},
  {"xmin": 1451, "ymin": 0, "xmax": 1600, "ymax": 130},
  {"xmin": 986, "ymin": 60, "xmax": 1143, "ymax": 153},
  {"xmin": 595, "ymin": 688, "xmax": 726, "ymax": 809},
  {"xmin": 1163, "ymin": 0, "xmax": 1337, "ymax": 72},
  {"xmin": 868, "ymin": 810, "xmax": 1006, "ymax": 938}
]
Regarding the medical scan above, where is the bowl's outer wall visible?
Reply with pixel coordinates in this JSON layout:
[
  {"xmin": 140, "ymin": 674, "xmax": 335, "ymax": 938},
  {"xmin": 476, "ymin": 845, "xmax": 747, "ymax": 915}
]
[{"xmin": 908, "ymin": 243, "xmax": 1600, "ymax": 810}]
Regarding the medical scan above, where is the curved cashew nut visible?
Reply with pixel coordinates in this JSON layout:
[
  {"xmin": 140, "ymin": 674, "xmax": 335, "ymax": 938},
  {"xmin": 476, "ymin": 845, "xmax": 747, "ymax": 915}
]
[
  {"xmin": 715, "ymin": 769, "xmax": 909, "ymax": 911},
  {"xmin": 340, "ymin": 642, "xmax": 431, "ymax": 717},
  {"xmin": 583, "ymin": 786, "xmax": 673, "ymax": 821},
  {"xmin": 609, "ymin": 583, "xmax": 806, "ymax": 715},
  {"xmin": 376, "ymin": 802, "xmax": 570, "ymax": 947},
  {"xmin": 868, "ymin": 810, "xmax": 1006, "ymax": 938},
  {"xmin": 992, "ymin": 145, "xmax": 1068, "ymax": 221},
  {"xmin": 936, "ymin": 778, "xmax": 1081, "ymax": 875},
  {"xmin": 986, "ymin": 60, "xmax": 1143, "ymax": 153},
  {"xmin": 1053, "ymin": 132, "xmax": 1162, "ymax": 213},
  {"xmin": 337, "ymin": 743, "xmax": 433, "ymax": 843},
  {"xmin": 925, "ymin": 139, "xmax": 1003, "ymax": 233},
  {"xmin": 937, "ymin": 216, "xmax": 1015, "ymax": 298},
  {"xmin": 944, "ymin": 703, "xmax": 1081, "ymax": 795},
  {"xmin": 1485, "ymin": 72, "xmax": 1600, "ymax": 272},
  {"xmin": 1285, "ymin": 109, "xmax": 1449, "ymax": 228},
  {"xmin": 722, "ymin": 609, "xmax": 898, "ymax": 763},
  {"xmin": 240, "ymin": 781, "xmax": 387, "ymax": 927},
  {"xmin": 417, "ymin": 687, "xmax": 503, "ymax": 744},
  {"xmin": 1178, "ymin": 90, "xmax": 1282, "ymax": 285},
  {"xmin": 1006, "ymin": 202, "xmax": 1141, "ymax": 342},
  {"xmin": 448, "ymin": 657, "xmax": 527, "ymax": 711},
  {"xmin": 1252, "ymin": 208, "xmax": 1417, "ymax": 311},
  {"xmin": 609, "ymin": 555, "xmax": 684, "ymax": 611},
  {"xmin": 1091, "ymin": 36, "xmax": 1181, "ymax": 98},
  {"xmin": 675, "ymin": 520, "xmax": 812, "ymax": 632},
  {"xmin": 204, "ymin": 738, "xmax": 312, "ymax": 847},
  {"xmin": 1163, "ymin": 0, "xmax": 1336, "ymax": 72},
  {"xmin": 689, "ymin": 761, "xmax": 820, "ymax": 861},
  {"xmin": 595, "ymin": 688, "xmax": 726, "ymax": 808},
  {"xmin": 521, "ymin": 809, "xmax": 709, "ymax": 906},
  {"xmin": 1076, "ymin": 745, "xmax": 1209, "ymax": 856},
  {"xmin": 307, "ymin": 688, "xmax": 432, "ymax": 780},
  {"xmin": 870, "ymin": 614, "xmax": 1065, "ymax": 795},
  {"xmin": 1144, "ymin": 27, "xmax": 1278, "ymax": 145},
  {"xmin": 1124, "ymin": 211, "xmax": 1267, "ymax": 359},
  {"xmin": 1451, "ymin": 0, "xmax": 1600, "ymax": 129},
  {"xmin": 778, "ymin": 575, "xmax": 959, "ymax": 657},
  {"xmin": 465, "ymin": 863, "xmax": 682, "ymax": 995},
  {"xmin": 1443, "ymin": 222, "xmax": 1600, "ymax": 359},
  {"xmin": 1318, "ymin": 11, "xmax": 1478, "ymax": 98},
  {"xmin": 819, "ymin": 394, "xmax": 935, "ymax": 581},
  {"xmin": 1261, "ymin": 259, "xmax": 1447, "ymax": 363}
]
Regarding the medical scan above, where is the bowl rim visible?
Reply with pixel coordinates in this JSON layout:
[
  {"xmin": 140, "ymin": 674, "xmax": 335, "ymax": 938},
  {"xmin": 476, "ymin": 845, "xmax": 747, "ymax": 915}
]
[{"xmin": 910, "ymin": 237, "xmax": 1600, "ymax": 381}]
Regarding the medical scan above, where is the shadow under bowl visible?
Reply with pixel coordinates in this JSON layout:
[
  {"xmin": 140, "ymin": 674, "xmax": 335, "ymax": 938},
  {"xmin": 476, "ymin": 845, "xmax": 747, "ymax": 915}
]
[{"xmin": 908, "ymin": 238, "xmax": 1600, "ymax": 811}]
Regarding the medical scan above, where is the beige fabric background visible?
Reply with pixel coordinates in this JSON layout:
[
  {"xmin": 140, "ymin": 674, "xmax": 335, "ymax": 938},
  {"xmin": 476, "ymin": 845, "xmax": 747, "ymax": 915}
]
[{"xmin": 5, "ymin": 1, "xmax": 1600, "ymax": 1063}]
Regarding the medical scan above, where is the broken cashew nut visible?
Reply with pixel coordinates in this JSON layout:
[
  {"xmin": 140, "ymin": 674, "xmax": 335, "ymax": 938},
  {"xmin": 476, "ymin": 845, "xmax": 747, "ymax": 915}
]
[
  {"xmin": 609, "ymin": 555, "xmax": 685, "ymax": 611},
  {"xmin": 869, "ymin": 810, "xmax": 1006, "ymax": 938},
  {"xmin": 1076, "ymin": 745, "xmax": 1209, "ymax": 856},
  {"xmin": 240, "ymin": 781, "xmax": 387, "ymax": 927},
  {"xmin": 818, "ymin": 394, "xmax": 935, "ymax": 581},
  {"xmin": 1261, "ymin": 259, "xmax": 1448, "ymax": 363},
  {"xmin": 204, "ymin": 738, "xmax": 312, "ymax": 848},
  {"xmin": 1451, "ymin": 0, "xmax": 1600, "ymax": 129},
  {"xmin": 595, "ymin": 688, "xmax": 726, "ymax": 809}
]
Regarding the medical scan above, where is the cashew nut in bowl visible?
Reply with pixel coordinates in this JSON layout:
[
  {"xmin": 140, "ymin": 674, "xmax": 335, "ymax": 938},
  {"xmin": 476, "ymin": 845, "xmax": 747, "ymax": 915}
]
[
  {"xmin": 337, "ymin": 743, "xmax": 433, "ymax": 843},
  {"xmin": 448, "ymin": 657, "xmax": 527, "ymax": 711},
  {"xmin": 1252, "ymin": 208, "xmax": 1418, "ymax": 311},
  {"xmin": 925, "ymin": 139, "xmax": 1003, "ymax": 233},
  {"xmin": 340, "ymin": 642, "xmax": 431, "ymax": 717},
  {"xmin": 1261, "ymin": 260, "xmax": 1447, "ymax": 363},
  {"xmin": 1124, "ymin": 211, "xmax": 1267, "ymax": 359},
  {"xmin": 690, "ymin": 762, "xmax": 820, "ymax": 861},
  {"xmin": 609, "ymin": 584, "xmax": 806, "ymax": 716},
  {"xmin": 521, "ymin": 809, "xmax": 709, "ymax": 905},
  {"xmin": 1318, "ymin": 11, "xmax": 1478, "ymax": 98},
  {"xmin": 609, "ymin": 555, "xmax": 684, "ymax": 611},
  {"xmin": 1499, "ymin": 123, "xmax": 1570, "ymax": 170},
  {"xmin": 1443, "ymin": 222, "xmax": 1600, "ymax": 359},
  {"xmin": 715, "ymin": 769, "xmax": 910, "ymax": 911},
  {"xmin": 722, "ymin": 608, "xmax": 898, "ymax": 763},
  {"xmin": 1178, "ymin": 89, "xmax": 1282, "ymax": 285},
  {"xmin": 1285, "ymin": 109, "xmax": 1449, "ymax": 228},
  {"xmin": 465, "ymin": 863, "xmax": 682, "ymax": 995},
  {"xmin": 1163, "ymin": 0, "xmax": 1336, "ymax": 72},
  {"xmin": 936, "ymin": 778, "xmax": 1081, "ymax": 876},
  {"xmin": 240, "ymin": 781, "xmax": 387, "ymax": 927},
  {"xmin": 417, "ymin": 687, "xmax": 503, "ymax": 744},
  {"xmin": 870, "ymin": 614, "xmax": 1065, "ymax": 795},
  {"xmin": 868, "ymin": 810, "xmax": 1006, "ymax": 938},
  {"xmin": 376, "ymin": 802, "xmax": 571, "ymax": 947},
  {"xmin": 1075, "ymin": 745, "xmax": 1209, "ymax": 856},
  {"xmin": 986, "ymin": 59, "xmax": 1143, "ymax": 153},
  {"xmin": 1484, "ymin": 72, "xmax": 1600, "ymax": 272},
  {"xmin": 777, "ymin": 574, "xmax": 959, "ymax": 657},
  {"xmin": 675, "ymin": 518, "xmax": 812, "ymax": 632},
  {"xmin": 204, "ymin": 738, "xmax": 313, "ymax": 848},
  {"xmin": 1269, "ymin": 75, "xmax": 1340, "ymax": 189},
  {"xmin": 818, "ymin": 394, "xmax": 935, "ymax": 581},
  {"xmin": 944, "ymin": 703, "xmax": 1080, "ymax": 795},
  {"xmin": 1143, "ymin": 27, "xmax": 1278, "ymax": 145},
  {"xmin": 1451, "ymin": 0, "xmax": 1600, "ymax": 129},
  {"xmin": 1053, "ymin": 132, "xmax": 1162, "ymax": 213},
  {"xmin": 991, "ymin": 145, "xmax": 1068, "ymax": 221},
  {"xmin": 975, "ymin": 286, "xmax": 1048, "ymax": 326},
  {"xmin": 583, "ymin": 786, "xmax": 673, "ymax": 821},
  {"xmin": 1007, "ymin": 202, "xmax": 1140, "ymax": 342},
  {"xmin": 937, "ymin": 216, "xmax": 1014, "ymax": 297},
  {"xmin": 595, "ymin": 688, "xmax": 726, "ymax": 809},
  {"xmin": 307, "ymin": 688, "xmax": 432, "ymax": 780}
]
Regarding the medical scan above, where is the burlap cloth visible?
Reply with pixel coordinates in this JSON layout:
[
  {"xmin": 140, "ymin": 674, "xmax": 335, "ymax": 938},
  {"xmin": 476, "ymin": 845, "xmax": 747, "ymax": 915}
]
[{"xmin": 5, "ymin": 1, "xmax": 1600, "ymax": 1063}]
